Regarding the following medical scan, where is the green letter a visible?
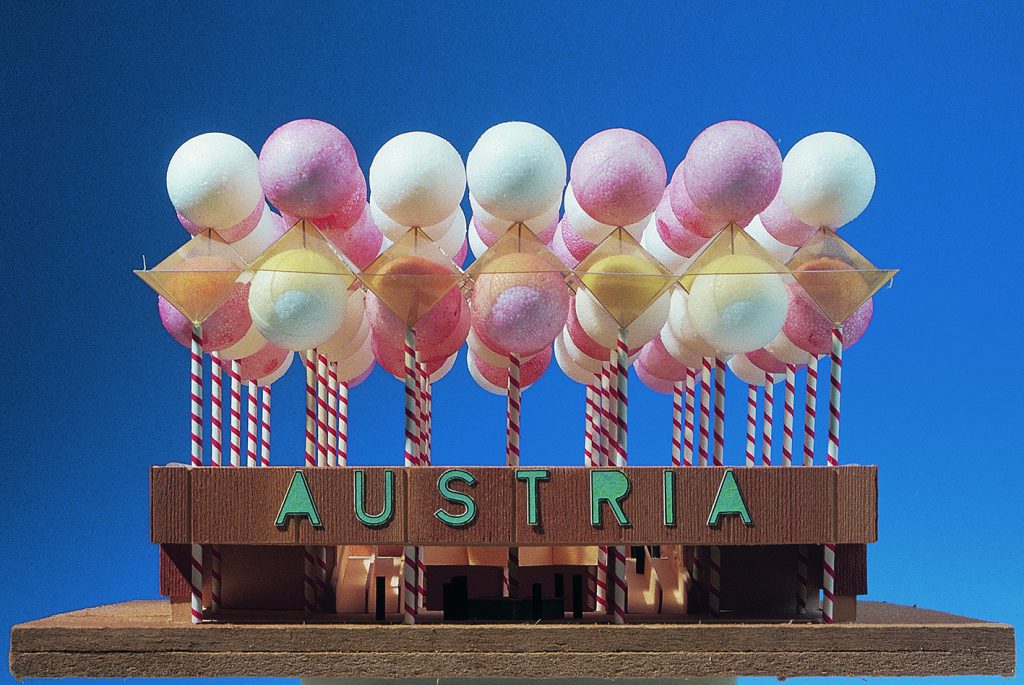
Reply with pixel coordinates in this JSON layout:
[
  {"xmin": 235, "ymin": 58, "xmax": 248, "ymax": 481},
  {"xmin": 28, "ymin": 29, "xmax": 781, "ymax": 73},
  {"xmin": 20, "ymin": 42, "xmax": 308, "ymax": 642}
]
[
  {"xmin": 707, "ymin": 469, "xmax": 752, "ymax": 527},
  {"xmin": 275, "ymin": 471, "xmax": 322, "ymax": 528}
]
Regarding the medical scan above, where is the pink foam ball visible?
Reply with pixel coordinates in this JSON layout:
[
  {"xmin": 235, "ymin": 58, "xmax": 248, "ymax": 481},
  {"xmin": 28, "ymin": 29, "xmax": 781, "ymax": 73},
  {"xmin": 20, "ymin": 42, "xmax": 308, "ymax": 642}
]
[
  {"xmin": 472, "ymin": 217, "xmax": 500, "ymax": 247},
  {"xmin": 553, "ymin": 333, "xmax": 595, "ymax": 384},
  {"xmin": 746, "ymin": 347, "xmax": 793, "ymax": 374},
  {"xmin": 571, "ymin": 128, "xmax": 667, "ymax": 226},
  {"xmin": 259, "ymin": 119, "xmax": 362, "ymax": 218},
  {"xmin": 559, "ymin": 218, "xmax": 598, "ymax": 262},
  {"xmin": 177, "ymin": 201, "xmax": 263, "ymax": 242},
  {"xmin": 668, "ymin": 162, "xmax": 729, "ymax": 238},
  {"xmin": 638, "ymin": 336, "xmax": 689, "ymax": 382},
  {"xmin": 635, "ymin": 359, "xmax": 676, "ymax": 395},
  {"xmin": 236, "ymin": 341, "xmax": 290, "ymax": 382},
  {"xmin": 430, "ymin": 296, "xmax": 471, "ymax": 359},
  {"xmin": 783, "ymin": 283, "xmax": 873, "ymax": 356},
  {"xmin": 471, "ymin": 253, "xmax": 570, "ymax": 356},
  {"xmin": 452, "ymin": 237, "xmax": 469, "ymax": 267},
  {"xmin": 346, "ymin": 361, "xmax": 375, "ymax": 389},
  {"xmin": 473, "ymin": 345, "xmax": 552, "ymax": 388},
  {"xmin": 231, "ymin": 206, "xmax": 287, "ymax": 263},
  {"xmin": 157, "ymin": 282, "xmax": 252, "ymax": 352},
  {"xmin": 565, "ymin": 300, "xmax": 610, "ymax": 361},
  {"xmin": 682, "ymin": 121, "xmax": 782, "ymax": 221},
  {"xmin": 370, "ymin": 333, "xmax": 446, "ymax": 378},
  {"xmin": 549, "ymin": 222, "xmax": 578, "ymax": 268},
  {"xmin": 318, "ymin": 203, "xmax": 384, "ymax": 270},
  {"xmin": 256, "ymin": 350, "xmax": 294, "ymax": 386},
  {"xmin": 365, "ymin": 285, "xmax": 464, "ymax": 354},
  {"xmin": 760, "ymin": 192, "xmax": 817, "ymax": 247},
  {"xmin": 655, "ymin": 187, "xmax": 710, "ymax": 257}
]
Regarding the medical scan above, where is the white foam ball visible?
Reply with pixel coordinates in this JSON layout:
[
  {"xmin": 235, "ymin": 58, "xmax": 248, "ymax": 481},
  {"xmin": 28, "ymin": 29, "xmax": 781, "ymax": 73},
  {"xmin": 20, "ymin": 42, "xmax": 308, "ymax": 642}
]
[
  {"xmin": 433, "ymin": 208, "xmax": 467, "ymax": 258},
  {"xmin": 780, "ymin": 132, "xmax": 875, "ymax": 228},
  {"xmin": 554, "ymin": 334, "xmax": 595, "ymax": 384},
  {"xmin": 659, "ymin": 327, "xmax": 703, "ymax": 369},
  {"xmin": 744, "ymin": 215, "xmax": 798, "ymax": 264},
  {"xmin": 333, "ymin": 335, "xmax": 374, "ymax": 381},
  {"xmin": 371, "ymin": 200, "xmax": 461, "ymax": 242},
  {"xmin": 561, "ymin": 329, "xmax": 604, "ymax": 374},
  {"xmin": 430, "ymin": 353, "xmax": 458, "ymax": 382},
  {"xmin": 467, "ymin": 122, "xmax": 566, "ymax": 221},
  {"xmin": 468, "ymin": 218, "xmax": 490, "ymax": 260},
  {"xmin": 247, "ymin": 249, "xmax": 349, "ymax": 351},
  {"xmin": 765, "ymin": 330, "xmax": 816, "ymax": 365},
  {"xmin": 467, "ymin": 352, "xmax": 506, "ymax": 396},
  {"xmin": 469, "ymin": 194, "xmax": 559, "ymax": 235},
  {"xmin": 665, "ymin": 287, "xmax": 721, "ymax": 358},
  {"xmin": 687, "ymin": 255, "xmax": 788, "ymax": 354},
  {"xmin": 575, "ymin": 288, "xmax": 670, "ymax": 349},
  {"xmin": 166, "ymin": 132, "xmax": 263, "ymax": 230},
  {"xmin": 563, "ymin": 182, "xmax": 648, "ymax": 243},
  {"xmin": 728, "ymin": 355, "xmax": 782, "ymax": 386},
  {"xmin": 640, "ymin": 217, "xmax": 689, "ymax": 274},
  {"xmin": 368, "ymin": 132, "xmax": 465, "ymax": 228}
]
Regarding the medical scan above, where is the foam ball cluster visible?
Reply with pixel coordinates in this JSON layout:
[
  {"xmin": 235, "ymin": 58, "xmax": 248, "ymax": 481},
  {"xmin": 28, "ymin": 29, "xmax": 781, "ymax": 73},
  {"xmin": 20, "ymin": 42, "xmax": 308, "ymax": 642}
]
[
  {"xmin": 687, "ymin": 254, "xmax": 788, "ymax": 354},
  {"xmin": 166, "ymin": 133, "xmax": 263, "ymax": 230},
  {"xmin": 779, "ymin": 132, "xmax": 875, "ymax": 228},
  {"xmin": 259, "ymin": 119, "xmax": 363, "ymax": 220},
  {"xmin": 471, "ymin": 252, "xmax": 570, "ymax": 356},
  {"xmin": 248, "ymin": 249, "xmax": 349, "ymax": 351},
  {"xmin": 783, "ymin": 282, "xmax": 874, "ymax": 355},
  {"xmin": 570, "ymin": 128, "xmax": 666, "ymax": 227},
  {"xmin": 369, "ymin": 132, "xmax": 466, "ymax": 228},
  {"xmin": 467, "ymin": 122, "xmax": 566, "ymax": 222},
  {"xmin": 682, "ymin": 121, "xmax": 782, "ymax": 222},
  {"xmin": 158, "ymin": 282, "xmax": 251, "ymax": 352}
]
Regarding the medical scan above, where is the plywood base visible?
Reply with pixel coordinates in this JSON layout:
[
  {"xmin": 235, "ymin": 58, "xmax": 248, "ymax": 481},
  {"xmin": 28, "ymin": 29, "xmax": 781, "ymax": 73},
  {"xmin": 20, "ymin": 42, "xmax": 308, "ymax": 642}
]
[{"xmin": 10, "ymin": 600, "xmax": 1014, "ymax": 679}]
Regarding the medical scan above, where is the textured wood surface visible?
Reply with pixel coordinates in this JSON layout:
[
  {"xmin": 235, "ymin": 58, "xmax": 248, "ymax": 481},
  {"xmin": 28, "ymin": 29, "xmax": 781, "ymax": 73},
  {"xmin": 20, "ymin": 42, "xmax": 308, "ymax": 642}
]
[
  {"xmin": 10, "ymin": 600, "xmax": 1014, "ymax": 679},
  {"xmin": 152, "ymin": 466, "xmax": 878, "ymax": 546}
]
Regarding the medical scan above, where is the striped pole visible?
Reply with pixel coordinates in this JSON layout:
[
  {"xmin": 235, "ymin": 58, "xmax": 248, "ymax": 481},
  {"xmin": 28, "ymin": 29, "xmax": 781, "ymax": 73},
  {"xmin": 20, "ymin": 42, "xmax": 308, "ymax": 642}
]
[
  {"xmin": 423, "ymin": 370, "xmax": 433, "ymax": 463},
  {"xmin": 259, "ymin": 386, "xmax": 271, "ymax": 466},
  {"xmin": 610, "ymin": 328, "xmax": 629, "ymax": 624},
  {"xmin": 797, "ymin": 545, "xmax": 809, "ymax": 615},
  {"xmin": 316, "ymin": 353, "xmax": 329, "ymax": 467},
  {"xmin": 599, "ymin": 363, "xmax": 613, "ymax": 465},
  {"xmin": 327, "ymin": 363, "xmax": 338, "ymax": 467},
  {"xmin": 745, "ymin": 384, "xmax": 757, "ymax": 467},
  {"xmin": 402, "ymin": 327, "xmax": 419, "ymax": 624},
  {"xmin": 709, "ymin": 545, "xmax": 722, "ymax": 616},
  {"xmin": 591, "ymin": 376, "xmax": 609, "ymax": 614},
  {"xmin": 761, "ymin": 372, "xmax": 774, "ymax": 466},
  {"xmin": 505, "ymin": 353, "xmax": 522, "ymax": 599},
  {"xmin": 418, "ymin": 360, "xmax": 431, "ymax": 466},
  {"xmin": 189, "ymin": 326, "xmax": 203, "ymax": 624},
  {"xmin": 713, "ymin": 357, "xmax": 726, "ymax": 466},
  {"xmin": 414, "ymin": 357, "xmax": 428, "ymax": 609},
  {"xmin": 245, "ymin": 381, "xmax": 258, "ymax": 467},
  {"xmin": 803, "ymin": 356, "xmax": 818, "ymax": 466},
  {"xmin": 228, "ymin": 360, "xmax": 242, "ymax": 467},
  {"xmin": 671, "ymin": 381, "xmax": 683, "ymax": 466},
  {"xmin": 584, "ymin": 384, "xmax": 597, "ymax": 467},
  {"xmin": 683, "ymin": 368, "xmax": 696, "ymax": 467},
  {"xmin": 303, "ymin": 350, "xmax": 316, "ymax": 614},
  {"xmin": 782, "ymin": 364, "xmax": 796, "ymax": 467},
  {"xmin": 337, "ymin": 381, "xmax": 349, "ymax": 467},
  {"xmin": 698, "ymin": 358, "xmax": 712, "ymax": 466},
  {"xmin": 210, "ymin": 351, "xmax": 223, "ymax": 467},
  {"xmin": 822, "ymin": 327, "xmax": 843, "ymax": 624}
]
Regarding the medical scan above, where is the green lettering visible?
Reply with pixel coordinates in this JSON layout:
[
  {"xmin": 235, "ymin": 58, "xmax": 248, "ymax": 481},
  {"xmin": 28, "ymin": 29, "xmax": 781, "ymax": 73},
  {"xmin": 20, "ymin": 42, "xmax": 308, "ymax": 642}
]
[
  {"xmin": 663, "ymin": 470, "xmax": 676, "ymax": 527},
  {"xmin": 353, "ymin": 470, "xmax": 395, "ymax": 528},
  {"xmin": 590, "ymin": 470, "xmax": 631, "ymax": 527},
  {"xmin": 275, "ymin": 471, "xmax": 322, "ymax": 528},
  {"xmin": 515, "ymin": 469, "xmax": 550, "ymax": 526},
  {"xmin": 435, "ymin": 469, "xmax": 477, "ymax": 527},
  {"xmin": 707, "ymin": 469, "xmax": 753, "ymax": 527}
]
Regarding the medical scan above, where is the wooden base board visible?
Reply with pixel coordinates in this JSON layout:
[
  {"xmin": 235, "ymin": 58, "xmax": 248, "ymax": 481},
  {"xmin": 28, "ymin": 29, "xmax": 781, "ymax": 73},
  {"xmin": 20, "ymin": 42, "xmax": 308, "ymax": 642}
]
[{"xmin": 10, "ymin": 600, "xmax": 1014, "ymax": 679}]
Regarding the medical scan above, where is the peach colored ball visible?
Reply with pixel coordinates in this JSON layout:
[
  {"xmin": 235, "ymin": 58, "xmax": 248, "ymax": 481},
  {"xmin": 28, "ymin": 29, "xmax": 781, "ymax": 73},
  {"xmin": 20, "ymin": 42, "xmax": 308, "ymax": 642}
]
[
  {"xmin": 682, "ymin": 120, "xmax": 782, "ymax": 222},
  {"xmin": 370, "ymin": 333, "xmax": 446, "ymax": 378},
  {"xmin": 471, "ymin": 252, "xmax": 570, "ymax": 356},
  {"xmin": 635, "ymin": 359, "xmax": 676, "ymax": 395},
  {"xmin": 318, "ymin": 203, "xmax": 384, "ymax": 270},
  {"xmin": 158, "ymin": 283, "xmax": 250, "ymax": 352},
  {"xmin": 783, "ymin": 283, "xmax": 873, "ymax": 356},
  {"xmin": 655, "ymin": 187, "xmax": 710, "ymax": 257},
  {"xmin": 637, "ymin": 335, "xmax": 689, "ymax": 382},
  {"xmin": 760, "ymin": 193, "xmax": 817, "ymax": 247},
  {"xmin": 365, "ymin": 274, "xmax": 465, "ymax": 354},
  {"xmin": 474, "ymin": 345, "xmax": 552, "ymax": 388},
  {"xmin": 259, "ymin": 119, "xmax": 363, "ymax": 219},
  {"xmin": 236, "ymin": 342, "xmax": 290, "ymax": 382},
  {"xmin": 571, "ymin": 128, "xmax": 667, "ymax": 227}
]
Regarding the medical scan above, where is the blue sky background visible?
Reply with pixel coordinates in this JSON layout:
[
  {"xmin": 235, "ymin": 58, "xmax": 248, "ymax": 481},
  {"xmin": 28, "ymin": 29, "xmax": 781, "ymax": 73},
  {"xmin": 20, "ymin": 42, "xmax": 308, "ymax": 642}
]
[{"xmin": 2, "ymin": 2, "xmax": 1021, "ymax": 684}]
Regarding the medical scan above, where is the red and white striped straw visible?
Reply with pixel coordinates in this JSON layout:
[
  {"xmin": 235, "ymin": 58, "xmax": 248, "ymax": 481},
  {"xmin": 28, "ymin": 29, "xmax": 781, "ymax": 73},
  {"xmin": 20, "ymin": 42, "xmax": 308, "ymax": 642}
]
[
  {"xmin": 782, "ymin": 364, "xmax": 796, "ymax": 467},
  {"xmin": 506, "ymin": 354, "xmax": 522, "ymax": 467},
  {"xmin": 188, "ymin": 327, "xmax": 203, "ymax": 624},
  {"xmin": 827, "ymin": 328, "xmax": 843, "ymax": 465},
  {"xmin": 671, "ymin": 381, "xmax": 683, "ymax": 466},
  {"xmin": 210, "ymin": 351, "xmax": 223, "ymax": 467},
  {"xmin": 745, "ymin": 384, "xmax": 757, "ymax": 466},
  {"xmin": 327, "ymin": 363, "xmax": 338, "ymax": 467},
  {"xmin": 418, "ymin": 360, "xmax": 431, "ymax": 466},
  {"xmin": 337, "ymin": 381, "xmax": 349, "ymax": 467},
  {"xmin": 797, "ymin": 544, "xmax": 809, "ymax": 615},
  {"xmin": 423, "ymin": 370, "xmax": 433, "ymax": 463},
  {"xmin": 315, "ymin": 353, "xmax": 329, "ymax": 467},
  {"xmin": 584, "ymin": 383, "xmax": 597, "ymax": 467},
  {"xmin": 402, "ymin": 327, "xmax": 419, "ymax": 624},
  {"xmin": 683, "ymin": 368, "xmax": 696, "ymax": 467},
  {"xmin": 803, "ymin": 356, "xmax": 818, "ymax": 466},
  {"xmin": 414, "ymin": 358, "xmax": 429, "ymax": 609},
  {"xmin": 698, "ymin": 358, "xmax": 712, "ymax": 466},
  {"xmin": 713, "ymin": 357, "xmax": 726, "ymax": 467},
  {"xmin": 245, "ymin": 381, "xmax": 258, "ymax": 467},
  {"xmin": 709, "ymin": 545, "xmax": 722, "ymax": 616},
  {"xmin": 761, "ymin": 372, "xmax": 774, "ymax": 467},
  {"xmin": 611, "ymin": 328, "xmax": 629, "ymax": 624},
  {"xmin": 259, "ymin": 385, "xmax": 271, "ymax": 466},
  {"xmin": 599, "ymin": 363, "xmax": 613, "ymax": 465},
  {"xmin": 228, "ymin": 360, "xmax": 242, "ymax": 467},
  {"xmin": 304, "ymin": 351, "xmax": 316, "ymax": 467},
  {"xmin": 823, "ymin": 542, "xmax": 837, "ymax": 624}
]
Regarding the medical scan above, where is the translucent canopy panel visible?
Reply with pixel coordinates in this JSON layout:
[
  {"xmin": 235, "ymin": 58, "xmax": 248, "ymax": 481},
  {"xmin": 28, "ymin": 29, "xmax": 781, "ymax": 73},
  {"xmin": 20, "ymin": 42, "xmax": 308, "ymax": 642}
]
[
  {"xmin": 135, "ymin": 229, "xmax": 245, "ymax": 325},
  {"xmin": 573, "ymin": 227, "xmax": 676, "ymax": 327},
  {"xmin": 465, "ymin": 222, "xmax": 570, "ymax": 282},
  {"xmin": 247, "ymin": 219, "xmax": 356, "ymax": 283},
  {"xmin": 360, "ymin": 227, "xmax": 465, "ymax": 326},
  {"xmin": 786, "ymin": 227, "xmax": 898, "ymax": 325},
  {"xmin": 679, "ymin": 223, "xmax": 790, "ymax": 293}
]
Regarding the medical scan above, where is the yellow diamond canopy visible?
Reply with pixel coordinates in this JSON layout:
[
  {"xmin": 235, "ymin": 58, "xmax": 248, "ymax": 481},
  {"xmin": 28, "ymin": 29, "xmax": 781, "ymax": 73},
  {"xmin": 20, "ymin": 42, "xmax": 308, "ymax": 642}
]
[
  {"xmin": 465, "ymin": 222, "xmax": 570, "ymax": 280},
  {"xmin": 361, "ymin": 227, "xmax": 465, "ymax": 326},
  {"xmin": 786, "ymin": 228, "xmax": 898, "ymax": 325},
  {"xmin": 573, "ymin": 227, "xmax": 676, "ymax": 327},
  {"xmin": 679, "ymin": 223, "xmax": 790, "ymax": 293},
  {"xmin": 134, "ymin": 229, "xmax": 245, "ymax": 325},
  {"xmin": 247, "ymin": 219, "xmax": 356, "ymax": 279}
]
